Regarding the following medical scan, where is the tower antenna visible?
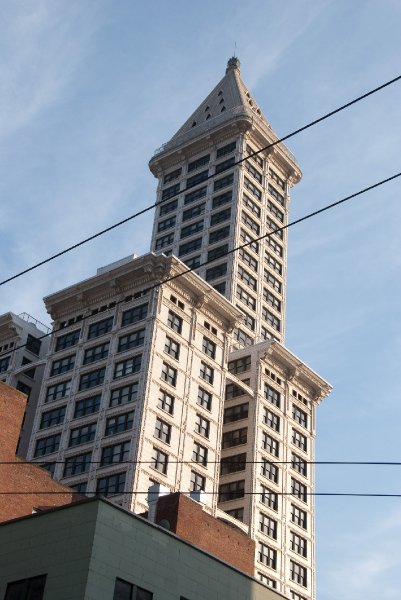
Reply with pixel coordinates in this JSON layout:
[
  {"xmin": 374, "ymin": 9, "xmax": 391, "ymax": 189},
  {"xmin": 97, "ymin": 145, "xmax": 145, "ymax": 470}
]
[{"xmin": 234, "ymin": 41, "xmax": 237, "ymax": 58}]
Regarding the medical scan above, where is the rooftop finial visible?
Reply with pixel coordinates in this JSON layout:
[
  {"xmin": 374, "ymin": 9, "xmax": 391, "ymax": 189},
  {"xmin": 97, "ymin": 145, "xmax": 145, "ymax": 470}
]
[{"xmin": 226, "ymin": 56, "xmax": 240, "ymax": 74}]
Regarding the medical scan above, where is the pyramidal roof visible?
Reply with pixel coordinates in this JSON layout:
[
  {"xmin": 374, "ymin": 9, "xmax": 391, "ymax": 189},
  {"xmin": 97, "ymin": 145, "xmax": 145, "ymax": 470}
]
[{"xmin": 170, "ymin": 57, "xmax": 271, "ymax": 141}]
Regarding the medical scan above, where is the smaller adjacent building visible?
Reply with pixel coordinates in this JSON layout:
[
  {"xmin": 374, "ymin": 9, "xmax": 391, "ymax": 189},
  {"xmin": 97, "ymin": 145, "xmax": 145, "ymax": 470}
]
[
  {"xmin": 0, "ymin": 312, "xmax": 50, "ymax": 456},
  {"xmin": 0, "ymin": 381, "xmax": 80, "ymax": 523},
  {"xmin": 0, "ymin": 496, "xmax": 286, "ymax": 600}
]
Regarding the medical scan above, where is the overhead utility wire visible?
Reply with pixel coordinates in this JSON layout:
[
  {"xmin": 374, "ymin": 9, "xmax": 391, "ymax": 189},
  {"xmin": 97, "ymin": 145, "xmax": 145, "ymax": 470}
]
[
  {"xmin": 4, "ymin": 460, "xmax": 401, "ymax": 467},
  {"xmin": 1, "ymin": 73, "xmax": 400, "ymax": 288},
  {"xmin": 0, "ymin": 170, "xmax": 400, "ymax": 361}
]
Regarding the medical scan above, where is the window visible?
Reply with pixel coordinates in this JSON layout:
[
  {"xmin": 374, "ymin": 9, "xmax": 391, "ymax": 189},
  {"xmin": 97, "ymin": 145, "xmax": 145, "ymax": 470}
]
[
  {"xmin": 263, "ymin": 408, "xmax": 280, "ymax": 432},
  {"xmin": 291, "ymin": 532, "xmax": 308, "ymax": 558},
  {"xmin": 161, "ymin": 183, "xmax": 180, "ymax": 200},
  {"xmin": 292, "ymin": 453, "xmax": 308, "ymax": 477},
  {"xmin": 238, "ymin": 266, "xmax": 257, "ymax": 291},
  {"xmin": 164, "ymin": 336, "xmax": 180, "ymax": 360},
  {"xmin": 223, "ymin": 403, "xmax": 249, "ymax": 423},
  {"xmin": 114, "ymin": 355, "xmax": 142, "ymax": 379},
  {"xmin": 159, "ymin": 198, "xmax": 178, "ymax": 216},
  {"xmin": 206, "ymin": 263, "xmax": 227, "ymax": 281},
  {"xmin": 121, "ymin": 303, "xmax": 148, "ymax": 327},
  {"xmin": 213, "ymin": 281, "xmax": 226, "ymax": 294},
  {"xmin": 188, "ymin": 154, "xmax": 210, "ymax": 172},
  {"xmin": 212, "ymin": 190, "xmax": 232, "ymax": 209},
  {"xmin": 222, "ymin": 427, "xmax": 247, "ymax": 448},
  {"xmin": 113, "ymin": 577, "xmax": 153, "ymax": 600},
  {"xmin": 184, "ymin": 186, "xmax": 207, "ymax": 205},
  {"xmin": 292, "ymin": 429, "xmax": 308, "ymax": 452},
  {"xmin": 290, "ymin": 592, "xmax": 307, "ymax": 600},
  {"xmin": 83, "ymin": 342, "xmax": 109, "ymax": 365},
  {"xmin": 34, "ymin": 433, "xmax": 61, "ymax": 457},
  {"xmin": 220, "ymin": 453, "xmax": 246, "ymax": 474},
  {"xmin": 262, "ymin": 307, "xmax": 281, "ymax": 332},
  {"xmin": 263, "ymin": 289, "xmax": 281, "ymax": 312},
  {"xmin": 164, "ymin": 167, "xmax": 181, "ymax": 183},
  {"xmin": 267, "ymin": 199, "xmax": 284, "ymax": 223},
  {"xmin": 46, "ymin": 380, "xmax": 71, "ymax": 403},
  {"xmin": 69, "ymin": 423, "xmax": 96, "ymax": 447},
  {"xmin": 216, "ymin": 141, "xmax": 236, "ymax": 158},
  {"xmin": 293, "ymin": 405, "xmax": 308, "ymax": 428},
  {"xmin": 192, "ymin": 442, "xmax": 208, "ymax": 466},
  {"xmin": 225, "ymin": 507, "xmax": 244, "ymax": 521},
  {"xmin": 195, "ymin": 413, "xmax": 210, "ymax": 438},
  {"xmin": 88, "ymin": 317, "xmax": 113, "ymax": 339},
  {"xmin": 200, "ymin": 361, "xmax": 214, "ymax": 384},
  {"xmin": 157, "ymin": 215, "xmax": 176, "ymax": 232},
  {"xmin": 154, "ymin": 418, "xmax": 171, "ymax": 444},
  {"xmin": 74, "ymin": 394, "xmax": 101, "ymax": 418},
  {"xmin": 101, "ymin": 441, "xmax": 130, "ymax": 465},
  {"xmin": 161, "ymin": 362, "xmax": 177, "ymax": 387},
  {"xmin": 202, "ymin": 337, "xmax": 216, "ymax": 360},
  {"xmin": 239, "ymin": 250, "xmax": 257, "ymax": 276},
  {"xmin": 152, "ymin": 447, "xmax": 168, "ymax": 474},
  {"xmin": 245, "ymin": 161, "xmax": 263, "ymax": 184},
  {"xmin": 260, "ymin": 485, "xmax": 278, "ymax": 510},
  {"xmin": 209, "ymin": 226, "xmax": 230, "ymax": 245},
  {"xmin": 210, "ymin": 207, "xmax": 231, "ymax": 226},
  {"xmin": 183, "ymin": 203, "xmax": 205, "ymax": 221},
  {"xmin": 155, "ymin": 233, "xmax": 174, "ymax": 250},
  {"xmin": 259, "ymin": 513, "xmax": 277, "ymax": 539},
  {"xmin": 267, "ymin": 237, "xmax": 283, "ymax": 258},
  {"xmin": 269, "ymin": 168, "xmax": 285, "ymax": 190},
  {"xmin": 40, "ymin": 406, "xmax": 66, "ymax": 429},
  {"xmin": 105, "ymin": 412, "xmax": 134, "ymax": 436},
  {"xmin": 207, "ymin": 244, "xmax": 228, "ymax": 262},
  {"xmin": 79, "ymin": 367, "xmax": 106, "ymax": 390},
  {"xmin": 268, "ymin": 183, "xmax": 285, "ymax": 206},
  {"xmin": 219, "ymin": 479, "xmax": 245, "ymax": 501},
  {"xmin": 290, "ymin": 561, "xmax": 307, "ymax": 588},
  {"xmin": 241, "ymin": 211, "xmax": 260, "ymax": 235},
  {"xmin": 262, "ymin": 432, "xmax": 279, "ymax": 457},
  {"xmin": 184, "ymin": 255, "xmax": 201, "ymax": 269},
  {"xmin": 240, "ymin": 228, "xmax": 259, "ymax": 254},
  {"xmin": 180, "ymin": 220, "xmax": 204, "ymax": 238},
  {"xmin": 109, "ymin": 383, "xmax": 138, "ymax": 407},
  {"xmin": 0, "ymin": 355, "xmax": 10, "ymax": 373},
  {"xmin": 258, "ymin": 573, "xmax": 277, "ymax": 590},
  {"xmin": 26, "ymin": 334, "xmax": 41, "ymax": 356},
  {"xmin": 264, "ymin": 384, "xmax": 281, "ymax": 408},
  {"xmin": 215, "ymin": 156, "xmax": 235, "ymax": 174},
  {"xmin": 291, "ymin": 504, "xmax": 308, "ymax": 529},
  {"xmin": 265, "ymin": 251, "xmax": 282, "ymax": 275},
  {"xmin": 190, "ymin": 470, "xmax": 206, "ymax": 491},
  {"xmin": 214, "ymin": 173, "xmax": 234, "ymax": 191},
  {"xmin": 261, "ymin": 458, "xmax": 279, "ymax": 484},
  {"xmin": 5, "ymin": 575, "xmax": 47, "ymax": 600},
  {"xmin": 179, "ymin": 237, "xmax": 202, "ymax": 256},
  {"xmin": 258, "ymin": 542, "xmax": 277, "ymax": 569},
  {"xmin": 158, "ymin": 389, "xmax": 174, "ymax": 414},
  {"xmin": 186, "ymin": 169, "xmax": 208, "ymax": 189},
  {"xmin": 16, "ymin": 381, "xmax": 32, "ymax": 399},
  {"xmin": 236, "ymin": 286, "xmax": 256, "ymax": 310},
  {"xmin": 50, "ymin": 355, "xmax": 75, "ymax": 376},
  {"xmin": 97, "ymin": 472, "xmax": 126, "ymax": 497},
  {"xmin": 228, "ymin": 355, "xmax": 251, "ymax": 374},
  {"xmin": 55, "ymin": 329, "xmax": 80, "ymax": 351},
  {"xmin": 118, "ymin": 329, "xmax": 145, "ymax": 352},
  {"xmin": 63, "ymin": 451, "xmax": 92, "ymax": 477},
  {"xmin": 291, "ymin": 478, "xmax": 308, "ymax": 503},
  {"xmin": 264, "ymin": 270, "xmax": 282, "ymax": 293},
  {"xmin": 233, "ymin": 328, "xmax": 253, "ymax": 347},
  {"xmin": 167, "ymin": 310, "xmax": 182, "ymax": 334},
  {"xmin": 197, "ymin": 387, "xmax": 212, "ymax": 411},
  {"xmin": 225, "ymin": 383, "xmax": 245, "ymax": 400},
  {"xmin": 244, "ymin": 177, "xmax": 262, "ymax": 200},
  {"xmin": 243, "ymin": 193, "xmax": 261, "ymax": 217}
]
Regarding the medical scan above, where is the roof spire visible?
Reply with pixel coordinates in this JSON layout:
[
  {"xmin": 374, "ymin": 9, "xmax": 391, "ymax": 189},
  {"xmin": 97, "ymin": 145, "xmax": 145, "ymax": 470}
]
[{"xmin": 226, "ymin": 56, "xmax": 240, "ymax": 74}]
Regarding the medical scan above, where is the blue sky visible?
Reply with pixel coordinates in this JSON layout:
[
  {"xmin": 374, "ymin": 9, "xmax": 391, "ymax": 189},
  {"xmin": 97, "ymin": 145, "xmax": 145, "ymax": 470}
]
[{"xmin": 1, "ymin": 1, "xmax": 401, "ymax": 597}]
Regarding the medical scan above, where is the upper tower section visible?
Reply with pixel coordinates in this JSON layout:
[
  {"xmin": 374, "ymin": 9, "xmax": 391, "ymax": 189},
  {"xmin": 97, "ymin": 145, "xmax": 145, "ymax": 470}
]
[{"xmin": 149, "ymin": 58, "xmax": 301, "ymax": 181}]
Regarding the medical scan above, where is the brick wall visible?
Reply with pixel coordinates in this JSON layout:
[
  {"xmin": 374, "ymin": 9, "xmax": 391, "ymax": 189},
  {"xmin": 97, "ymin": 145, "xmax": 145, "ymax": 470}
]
[
  {"xmin": 0, "ymin": 381, "xmax": 80, "ymax": 523},
  {"xmin": 155, "ymin": 492, "xmax": 255, "ymax": 575}
]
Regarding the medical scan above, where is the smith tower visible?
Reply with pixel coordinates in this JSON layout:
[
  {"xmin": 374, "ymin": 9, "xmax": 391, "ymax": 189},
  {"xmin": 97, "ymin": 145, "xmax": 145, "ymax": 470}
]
[{"xmin": 149, "ymin": 57, "xmax": 302, "ymax": 346}]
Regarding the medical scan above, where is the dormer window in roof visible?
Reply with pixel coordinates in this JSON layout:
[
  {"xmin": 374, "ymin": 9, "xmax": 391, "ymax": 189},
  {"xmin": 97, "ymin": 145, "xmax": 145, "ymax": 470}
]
[
  {"xmin": 218, "ymin": 90, "xmax": 223, "ymax": 96},
  {"xmin": 192, "ymin": 121, "xmax": 197, "ymax": 127},
  {"xmin": 221, "ymin": 106, "xmax": 226, "ymax": 112},
  {"xmin": 219, "ymin": 98, "xmax": 224, "ymax": 104}
]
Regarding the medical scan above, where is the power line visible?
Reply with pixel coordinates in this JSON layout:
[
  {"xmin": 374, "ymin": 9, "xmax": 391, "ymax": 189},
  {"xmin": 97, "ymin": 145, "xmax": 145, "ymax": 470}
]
[
  {"xmin": 0, "ymin": 170, "xmax": 400, "ymax": 360},
  {"xmin": 4, "ymin": 460, "xmax": 401, "ymax": 466},
  {"xmin": 1, "ymin": 73, "xmax": 400, "ymax": 288}
]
